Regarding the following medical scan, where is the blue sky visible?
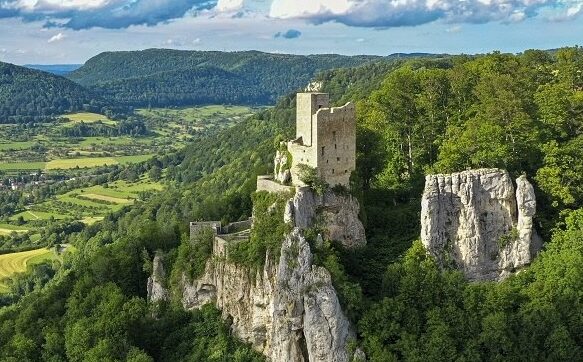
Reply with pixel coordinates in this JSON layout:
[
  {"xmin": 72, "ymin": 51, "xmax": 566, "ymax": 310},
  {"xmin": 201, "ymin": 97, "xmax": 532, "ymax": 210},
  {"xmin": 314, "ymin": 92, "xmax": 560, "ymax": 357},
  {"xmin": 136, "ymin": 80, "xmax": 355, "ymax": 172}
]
[{"xmin": 0, "ymin": 0, "xmax": 581, "ymax": 64}]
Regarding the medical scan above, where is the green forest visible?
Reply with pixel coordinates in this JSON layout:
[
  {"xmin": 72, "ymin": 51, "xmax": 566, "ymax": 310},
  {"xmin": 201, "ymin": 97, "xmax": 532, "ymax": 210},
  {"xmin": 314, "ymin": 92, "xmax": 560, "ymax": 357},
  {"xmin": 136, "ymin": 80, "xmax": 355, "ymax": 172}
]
[
  {"xmin": 67, "ymin": 49, "xmax": 426, "ymax": 107},
  {"xmin": 0, "ymin": 62, "xmax": 121, "ymax": 123},
  {"xmin": 0, "ymin": 48, "xmax": 581, "ymax": 361}
]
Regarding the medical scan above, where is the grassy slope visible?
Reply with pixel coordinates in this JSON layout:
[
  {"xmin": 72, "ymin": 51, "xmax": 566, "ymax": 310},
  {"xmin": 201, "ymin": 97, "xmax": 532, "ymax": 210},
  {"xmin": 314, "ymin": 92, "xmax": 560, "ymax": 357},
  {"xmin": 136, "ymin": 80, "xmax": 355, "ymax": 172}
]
[{"xmin": 0, "ymin": 248, "xmax": 56, "ymax": 293}]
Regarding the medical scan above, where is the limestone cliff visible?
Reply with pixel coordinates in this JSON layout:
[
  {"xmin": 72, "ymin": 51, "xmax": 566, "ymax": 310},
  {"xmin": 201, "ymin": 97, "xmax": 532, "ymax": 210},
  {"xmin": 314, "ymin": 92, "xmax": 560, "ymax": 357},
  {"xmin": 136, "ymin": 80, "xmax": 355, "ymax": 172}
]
[
  {"xmin": 149, "ymin": 186, "xmax": 366, "ymax": 361},
  {"xmin": 421, "ymin": 168, "xmax": 541, "ymax": 281},
  {"xmin": 273, "ymin": 149, "xmax": 291, "ymax": 185},
  {"xmin": 178, "ymin": 230, "xmax": 354, "ymax": 362},
  {"xmin": 288, "ymin": 187, "xmax": 366, "ymax": 249},
  {"xmin": 147, "ymin": 252, "xmax": 169, "ymax": 303}
]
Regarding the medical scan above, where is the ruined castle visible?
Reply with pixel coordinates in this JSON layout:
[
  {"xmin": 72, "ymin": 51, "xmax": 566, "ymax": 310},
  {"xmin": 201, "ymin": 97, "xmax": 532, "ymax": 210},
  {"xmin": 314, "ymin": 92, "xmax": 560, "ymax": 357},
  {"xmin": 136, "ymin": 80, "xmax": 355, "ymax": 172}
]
[{"xmin": 268, "ymin": 92, "xmax": 356, "ymax": 189}]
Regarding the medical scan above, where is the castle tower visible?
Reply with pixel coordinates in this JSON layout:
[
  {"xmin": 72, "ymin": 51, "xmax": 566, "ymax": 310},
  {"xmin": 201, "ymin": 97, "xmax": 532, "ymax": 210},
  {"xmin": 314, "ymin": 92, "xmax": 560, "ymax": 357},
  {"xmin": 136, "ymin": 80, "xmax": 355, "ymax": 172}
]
[
  {"xmin": 288, "ymin": 92, "xmax": 356, "ymax": 187},
  {"xmin": 295, "ymin": 93, "xmax": 330, "ymax": 147}
]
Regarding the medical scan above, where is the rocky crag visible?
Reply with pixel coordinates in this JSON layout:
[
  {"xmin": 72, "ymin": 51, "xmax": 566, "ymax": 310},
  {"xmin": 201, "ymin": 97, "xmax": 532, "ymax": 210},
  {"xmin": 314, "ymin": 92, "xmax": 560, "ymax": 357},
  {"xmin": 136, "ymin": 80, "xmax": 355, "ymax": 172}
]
[
  {"xmin": 149, "ymin": 186, "xmax": 366, "ymax": 361},
  {"xmin": 421, "ymin": 168, "xmax": 542, "ymax": 281},
  {"xmin": 286, "ymin": 187, "xmax": 366, "ymax": 249}
]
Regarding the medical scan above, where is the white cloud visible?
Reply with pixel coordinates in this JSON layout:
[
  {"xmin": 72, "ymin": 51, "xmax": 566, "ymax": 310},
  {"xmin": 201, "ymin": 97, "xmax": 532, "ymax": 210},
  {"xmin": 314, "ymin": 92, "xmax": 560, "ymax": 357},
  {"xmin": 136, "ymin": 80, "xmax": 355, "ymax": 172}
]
[
  {"xmin": 215, "ymin": 0, "xmax": 244, "ymax": 12},
  {"xmin": 0, "ymin": 0, "xmax": 216, "ymax": 29},
  {"xmin": 269, "ymin": 0, "xmax": 582, "ymax": 27},
  {"xmin": 17, "ymin": 0, "xmax": 111, "ymax": 11},
  {"xmin": 48, "ymin": 32, "xmax": 66, "ymax": 42}
]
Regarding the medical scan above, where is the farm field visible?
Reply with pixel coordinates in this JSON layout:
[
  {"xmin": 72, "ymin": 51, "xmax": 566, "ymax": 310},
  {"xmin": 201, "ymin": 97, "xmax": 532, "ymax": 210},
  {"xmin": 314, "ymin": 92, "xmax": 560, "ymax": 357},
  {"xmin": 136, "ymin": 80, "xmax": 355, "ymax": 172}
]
[
  {"xmin": 0, "ymin": 248, "xmax": 57, "ymax": 293},
  {"xmin": 0, "ymin": 223, "xmax": 28, "ymax": 236},
  {"xmin": 10, "ymin": 178, "xmax": 164, "ymax": 227},
  {"xmin": 61, "ymin": 112, "xmax": 116, "ymax": 125},
  {"xmin": 45, "ymin": 157, "xmax": 119, "ymax": 170},
  {"xmin": 0, "ymin": 106, "xmax": 256, "ymax": 174}
]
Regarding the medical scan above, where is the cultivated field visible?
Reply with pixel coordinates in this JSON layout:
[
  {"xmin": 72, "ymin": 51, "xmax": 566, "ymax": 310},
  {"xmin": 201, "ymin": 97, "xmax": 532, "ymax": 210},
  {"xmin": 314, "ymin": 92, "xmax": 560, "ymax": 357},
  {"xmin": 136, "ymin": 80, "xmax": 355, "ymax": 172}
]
[
  {"xmin": 61, "ymin": 112, "xmax": 117, "ymax": 125},
  {"xmin": 10, "ymin": 178, "xmax": 164, "ymax": 226},
  {"xmin": 0, "ymin": 248, "xmax": 56, "ymax": 293},
  {"xmin": 0, "ymin": 106, "xmax": 256, "ymax": 174}
]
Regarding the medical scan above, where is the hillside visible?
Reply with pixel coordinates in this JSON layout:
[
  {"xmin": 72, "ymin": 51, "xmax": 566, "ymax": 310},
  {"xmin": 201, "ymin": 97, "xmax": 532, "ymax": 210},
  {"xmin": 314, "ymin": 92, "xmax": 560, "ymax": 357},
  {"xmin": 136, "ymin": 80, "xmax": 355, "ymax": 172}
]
[
  {"xmin": 0, "ymin": 49, "xmax": 581, "ymax": 361},
  {"xmin": 0, "ymin": 61, "xmax": 104, "ymax": 123},
  {"xmin": 67, "ymin": 49, "xmax": 388, "ymax": 107}
]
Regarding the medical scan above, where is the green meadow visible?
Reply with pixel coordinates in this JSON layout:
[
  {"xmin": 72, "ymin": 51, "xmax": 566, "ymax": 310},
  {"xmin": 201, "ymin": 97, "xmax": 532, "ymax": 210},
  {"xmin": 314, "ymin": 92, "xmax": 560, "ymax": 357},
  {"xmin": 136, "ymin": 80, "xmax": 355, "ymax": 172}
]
[
  {"xmin": 0, "ymin": 247, "xmax": 58, "ymax": 293},
  {"xmin": 0, "ymin": 106, "xmax": 255, "ymax": 174}
]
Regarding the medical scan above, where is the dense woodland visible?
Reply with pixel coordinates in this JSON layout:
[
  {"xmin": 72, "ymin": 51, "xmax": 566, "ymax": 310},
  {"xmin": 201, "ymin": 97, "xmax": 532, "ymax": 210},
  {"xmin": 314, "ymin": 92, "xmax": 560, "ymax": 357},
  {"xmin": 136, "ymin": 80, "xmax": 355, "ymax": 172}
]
[
  {"xmin": 67, "ymin": 50, "xmax": 433, "ymax": 107},
  {"xmin": 0, "ymin": 62, "xmax": 122, "ymax": 123},
  {"xmin": 0, "ymin": 48, "xmax": 582, "ymax": 361}
]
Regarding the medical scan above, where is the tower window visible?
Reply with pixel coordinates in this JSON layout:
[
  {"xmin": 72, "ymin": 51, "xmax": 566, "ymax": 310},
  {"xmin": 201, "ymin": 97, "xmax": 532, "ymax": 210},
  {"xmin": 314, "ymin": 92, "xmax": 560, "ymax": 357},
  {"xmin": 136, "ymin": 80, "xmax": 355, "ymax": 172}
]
[
  {"xmin": 333, "ymin": 131, "xmax": 337, "ymax": 141},
  {"xmin": 321, "ymin": 146, "xmax": 325, "ymax": 156},
  {"xmin": 332, "ymin": 169, "xmax": 335, "ymax": 174},
  {"xmin": 335, "ymin": 144, "xmax": 337, "ymax": 150},
  {"xmin": 337, "ymin": 157, "xmax": 340, "ymax": 162}
]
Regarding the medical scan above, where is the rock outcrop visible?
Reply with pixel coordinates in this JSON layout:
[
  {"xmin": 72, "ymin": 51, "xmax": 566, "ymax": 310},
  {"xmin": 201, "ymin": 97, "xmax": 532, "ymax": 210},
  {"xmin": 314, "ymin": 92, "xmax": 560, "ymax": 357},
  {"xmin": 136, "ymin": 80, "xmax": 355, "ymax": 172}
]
[
  {"xmin": 290, "ymin": 187, "xmax": 366, "ymax": 249},
  {"xmin": 147, "ymin": 252, "xmax": 169, "ymax": 303},
  {"xmin": 179, "ymin": 231, "xmax": 354, "ymax": 362},
  {"xmin": 274, "ymin": 149, "xmax": 292, "ymax": 185},
  {"xmin": 421, "ymin": 168, "xmax": 541, "ymax": 281},
  {"xmin": 149, "ymin": 184, "xmax": 366, "ymax": 361}
]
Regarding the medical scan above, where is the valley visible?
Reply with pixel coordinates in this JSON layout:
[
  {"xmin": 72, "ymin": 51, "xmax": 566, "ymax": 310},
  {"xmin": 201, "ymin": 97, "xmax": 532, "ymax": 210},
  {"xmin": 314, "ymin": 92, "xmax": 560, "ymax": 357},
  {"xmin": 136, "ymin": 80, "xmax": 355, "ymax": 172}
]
[
  {"xmin": 0, "ymin": 105, "xmax": 258, "ymax": 253},
  {"xmin": 0, "ymin": 47, "xmax": 581, "ymax": 361}
]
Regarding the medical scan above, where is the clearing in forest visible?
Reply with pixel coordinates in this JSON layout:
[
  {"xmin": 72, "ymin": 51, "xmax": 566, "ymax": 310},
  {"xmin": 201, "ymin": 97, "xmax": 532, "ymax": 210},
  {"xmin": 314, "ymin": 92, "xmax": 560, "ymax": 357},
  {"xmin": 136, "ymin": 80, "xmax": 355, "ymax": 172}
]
[
  {"xmin": 0, "ymin": 248, "xmax": 56, "ymax": 293},
  {"xmin": 62, "ymin": 112, "xmax": 117, "ymax": 125}
]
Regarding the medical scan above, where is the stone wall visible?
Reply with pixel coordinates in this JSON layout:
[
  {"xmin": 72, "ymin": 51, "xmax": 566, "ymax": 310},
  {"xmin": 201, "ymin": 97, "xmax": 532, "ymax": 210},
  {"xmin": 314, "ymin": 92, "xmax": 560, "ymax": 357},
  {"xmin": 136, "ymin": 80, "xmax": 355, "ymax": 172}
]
[
  {"xmin": 296, "ymin": 93, "xmax": 329, "ymax": 147},
  {"xmin": 314, "ymin": 104, "xmax": 356, "ymax": 187},
  {"xmin": 257, "ymin": 176, "xmax": 295, "ymax": 194}
]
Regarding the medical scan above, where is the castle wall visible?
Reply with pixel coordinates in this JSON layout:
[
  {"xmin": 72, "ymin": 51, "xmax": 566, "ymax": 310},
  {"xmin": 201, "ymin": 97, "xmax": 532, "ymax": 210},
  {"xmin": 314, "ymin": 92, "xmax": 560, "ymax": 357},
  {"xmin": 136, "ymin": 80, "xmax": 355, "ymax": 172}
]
[
  {"xmin": 287, "ymin": 142, "xmax": 317, "ymax": 186},
  {"xmin": 257, "ymin": 175, "xmax": 295, "ymax": 193},
  {"xmin": 314, "ymin": 103, "xmax": 356, "ymax": 187},
  {"xmin": 296, "ymin": 93, "xmax": 329, "ymax": 147}
]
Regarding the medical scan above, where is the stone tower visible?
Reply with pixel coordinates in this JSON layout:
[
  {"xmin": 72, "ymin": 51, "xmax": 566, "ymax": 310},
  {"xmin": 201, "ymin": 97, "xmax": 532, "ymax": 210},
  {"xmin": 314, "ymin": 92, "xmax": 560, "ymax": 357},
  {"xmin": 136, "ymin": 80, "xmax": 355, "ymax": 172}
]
[{"xmin": 285, "ymin": 92, "xmax": 356, "ymax": 187}]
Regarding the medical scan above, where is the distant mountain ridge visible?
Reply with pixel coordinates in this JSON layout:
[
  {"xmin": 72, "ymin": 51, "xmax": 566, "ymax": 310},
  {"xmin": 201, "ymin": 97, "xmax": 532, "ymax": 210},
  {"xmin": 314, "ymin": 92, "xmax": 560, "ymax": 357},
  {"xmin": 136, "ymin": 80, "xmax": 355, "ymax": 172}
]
[
  {"xmin": 24, "ymin": 64, "xmax": 83, "ymax": 76},
  {"xmin": 68, "ymin": 49, "xmax": 437, "ymax": 107},
  {"xmin": 0, "ymin": 61, "xmax": 112, "ymax": 123}
]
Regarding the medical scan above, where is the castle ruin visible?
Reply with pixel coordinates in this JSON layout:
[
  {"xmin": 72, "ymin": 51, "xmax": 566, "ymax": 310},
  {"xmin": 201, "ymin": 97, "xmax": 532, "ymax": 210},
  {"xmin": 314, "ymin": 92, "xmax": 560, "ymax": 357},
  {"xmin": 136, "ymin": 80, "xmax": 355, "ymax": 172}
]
[{"xmin": 269, "ymin": 92, "xmax": 356, "ymax": 189}]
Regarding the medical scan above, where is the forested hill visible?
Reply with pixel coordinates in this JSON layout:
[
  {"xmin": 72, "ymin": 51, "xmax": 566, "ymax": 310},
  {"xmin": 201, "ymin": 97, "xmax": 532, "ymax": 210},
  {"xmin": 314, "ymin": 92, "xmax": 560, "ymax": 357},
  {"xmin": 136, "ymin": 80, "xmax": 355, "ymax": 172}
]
[
  {"xmin": 0, "ymin": 61, "xmax": 107, "ymax": 123},
  {"xmin": 0, "ymin": 48, "xmax": 582, "ymax": 360},
  {"xmin": 67, "ymin": 49, "xmax": 392, "ymax": 107}
]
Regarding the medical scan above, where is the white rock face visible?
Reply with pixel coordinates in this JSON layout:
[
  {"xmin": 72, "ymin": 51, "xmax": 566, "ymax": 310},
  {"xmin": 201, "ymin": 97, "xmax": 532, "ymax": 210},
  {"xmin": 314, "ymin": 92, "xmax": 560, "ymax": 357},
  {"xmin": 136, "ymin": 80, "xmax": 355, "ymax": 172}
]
[
  {"xmin": 147, "ymin": 253, "xmax": 169, "ymax": 303},
  {"xmin": 179, "ymin": 230, "xmax": 354, "ymax": 362},
  {"xmin": 420, "ymin": 168, "xmax": 541, "ymax": 281},
  {"xmin": 274, "ymin": 149, "xmax": 292, "ymax": 184},
  {"xmin": 293, "ymin": 187, "xmax": 366, "ymax": 249}
]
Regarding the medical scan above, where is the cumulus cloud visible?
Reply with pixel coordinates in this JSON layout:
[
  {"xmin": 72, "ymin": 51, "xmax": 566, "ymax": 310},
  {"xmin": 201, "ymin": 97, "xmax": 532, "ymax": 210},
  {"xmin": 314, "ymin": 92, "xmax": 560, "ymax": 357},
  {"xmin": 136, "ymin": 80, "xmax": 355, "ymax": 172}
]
[
  {"xmin": 0, "ymin": 0, "xmax": 218, "ymax": 29},
  {"xmin": 215, "ymin": 0, "xmax": 244, "ymax": 12},
  {"xmin": 269, "ymin": 0, "xmax": 583, "ymax": 27},
  {"xmin": 274, "ymin": 28, "xmax": 302, "ymax": 39},
  {"xmin": 48, "ymin": 32, "xmax": 66, "ymax": 42}
]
